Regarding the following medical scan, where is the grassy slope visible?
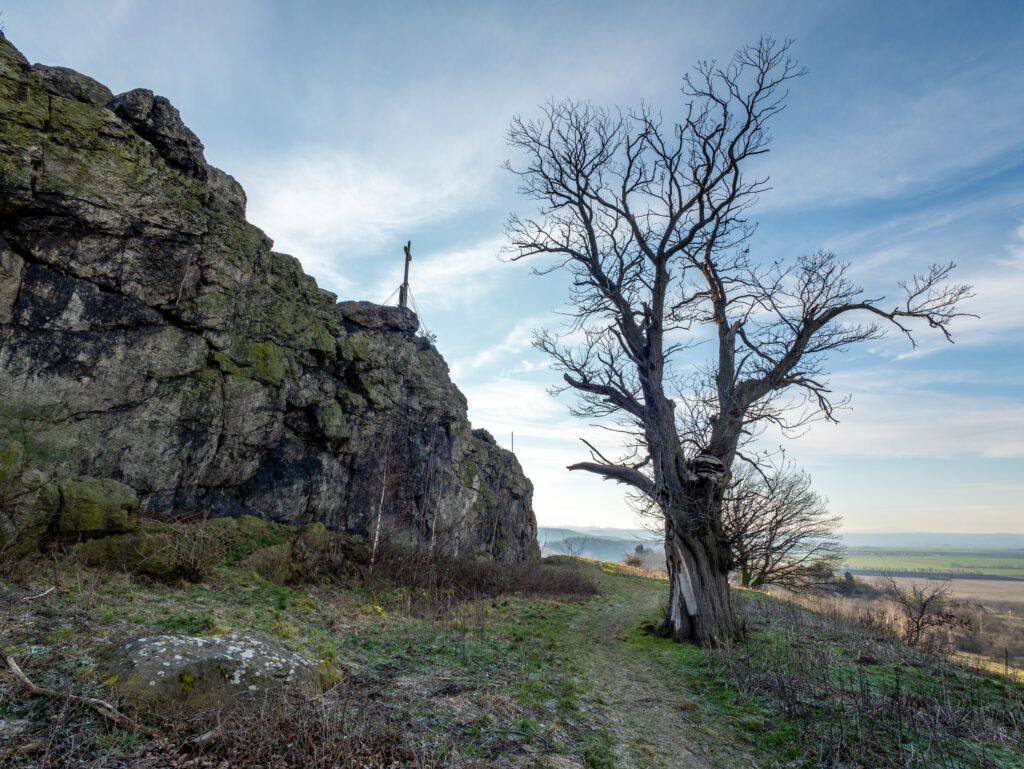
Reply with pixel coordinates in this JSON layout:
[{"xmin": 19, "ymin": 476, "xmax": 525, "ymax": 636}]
[{"xmin": 1, "ymin": 550, "xmax": 1022, "ymax": 768}]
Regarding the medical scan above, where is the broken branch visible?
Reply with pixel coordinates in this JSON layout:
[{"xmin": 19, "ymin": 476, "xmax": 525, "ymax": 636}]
[{"xmin": 5, "ymin": 655, "xmax": 151, "ymax": 734}]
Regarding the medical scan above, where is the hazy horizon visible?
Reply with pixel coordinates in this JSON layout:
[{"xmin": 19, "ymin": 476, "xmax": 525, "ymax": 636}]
[{"xmin": 541, "ymin": 524, "xmax": 1024, "ymax": 536}]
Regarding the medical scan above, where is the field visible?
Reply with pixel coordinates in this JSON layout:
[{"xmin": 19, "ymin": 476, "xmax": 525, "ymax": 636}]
[
  {"xmin": 870, "ymin": 575, "xmax": 1024, "ymax": 603},
  {"xmin": 842, "ymin": 549, "xmax": 1024, "ymax": 580}
]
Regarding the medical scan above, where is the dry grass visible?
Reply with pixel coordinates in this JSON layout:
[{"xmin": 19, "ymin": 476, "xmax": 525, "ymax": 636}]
[
  {"xmin": 870, "ymin": 575, "xmax": 1024, "ymax": 603},
  {"xmin": 716, "ymin": 591, "xmax": 1024, "ymax": 768},
  {"xmin": 366, "ymin": 543, "xmax": 599, "ymax": 617},
  {"xmin": 168, "ymin": 689, "xmax": 452, "ymax": 769},
  {"xmin": 791, "ymin": 577, "xmax": 1024, "ymax": 671}
]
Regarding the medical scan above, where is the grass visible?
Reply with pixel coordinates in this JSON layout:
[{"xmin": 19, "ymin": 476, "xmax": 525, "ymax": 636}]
[
  {"xmin": 619, "ymin": 588, "xmax": 1024, "ymax": 768},
  {"xmin": 1, "ymin": 536, "xmax": 1022, "ymax": 768},
  {"xmin": 0, "ymin": 531, "xmax": 608, "ymax": 767}
]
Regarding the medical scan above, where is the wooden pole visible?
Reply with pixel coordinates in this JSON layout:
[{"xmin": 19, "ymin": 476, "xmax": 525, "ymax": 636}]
[{"xmin": 399, "ymin": 241, "xmax": 412, "ymax": 308}]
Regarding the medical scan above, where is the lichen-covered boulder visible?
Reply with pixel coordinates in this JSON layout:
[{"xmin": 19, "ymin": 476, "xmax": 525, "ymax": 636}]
[{"xmin": 106, "ymin": 632, "xmax": 321, "ymax": 713}]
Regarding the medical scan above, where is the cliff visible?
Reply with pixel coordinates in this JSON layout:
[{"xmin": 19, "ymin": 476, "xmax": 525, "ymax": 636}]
[{"xmin": 0, "ymin": 34, "xmax": 537, "ymax": 563}]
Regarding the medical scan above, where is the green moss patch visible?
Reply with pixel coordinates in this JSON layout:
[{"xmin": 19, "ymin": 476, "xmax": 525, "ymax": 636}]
[{"xmin": 54, "ymin": 476, "xmax": 139, "ymax": 535}]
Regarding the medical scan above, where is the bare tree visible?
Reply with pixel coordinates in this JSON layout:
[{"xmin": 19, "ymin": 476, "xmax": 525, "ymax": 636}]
[
  {"xmin": 556, "ymin": 537, "xmax": 586, "ymax": 558},
  {"xmin": 885, "ymin": 576, "xmax": 969, "ymax": 648},
  {"xmin": 505, "ymin": 38, "xmax": 972, "ymax": 646},
  {"xmin": 722, "ymin": 464, "xmax": 842, "ymax": 591}
]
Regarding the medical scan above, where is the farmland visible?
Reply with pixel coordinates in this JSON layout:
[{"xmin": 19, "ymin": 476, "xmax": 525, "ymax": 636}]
[{"xmin": 841, "ymin": 550, "xmax": 1024, "ymax": 580}]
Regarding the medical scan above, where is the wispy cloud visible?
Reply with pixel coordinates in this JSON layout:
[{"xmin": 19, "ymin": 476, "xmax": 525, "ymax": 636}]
[
  {"xmin": 768, "ymin": 369, "xmax": 1024, "ymax": 461},
  {"xmin": 239, "ymin": 150, "xmax": 493, "ymax": 294},
  {"xmin": 761, "ymin": 50, "xmax": 1024, "ymax": 211},
  {"xmin": 462, "ymin": 374, "xmax": 645, "ymax": 524},
  {"xmin": 956, "ymin": 223, "xmax": 1024, "ymax": 345},
  {"xmin": 450, "ymin": 315, "xmax": 548, "ymax": 378}
]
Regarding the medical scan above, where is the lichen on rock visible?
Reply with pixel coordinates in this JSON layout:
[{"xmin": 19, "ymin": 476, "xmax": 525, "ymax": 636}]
[{"xmin": 105, "ymin": 632, "xmax": 321, "ymax": 713}]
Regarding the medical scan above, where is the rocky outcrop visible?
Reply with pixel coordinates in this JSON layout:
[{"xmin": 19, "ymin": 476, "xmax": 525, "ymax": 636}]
[
  {"xmin": 106, "ymin": 632, "xmax": 321, "ymax": 713},
  {"xmin": 0, "ymin": 34, "xmax": 537, "ymax": 562}
]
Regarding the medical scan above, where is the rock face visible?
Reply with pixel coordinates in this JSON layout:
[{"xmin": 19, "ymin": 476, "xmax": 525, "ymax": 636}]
[
  {"xmin": 106, "ymin": 632, "xmax": 321, "ymax": 713},
  {"xmin": 0, "ymin": 34, "xmax": 538, "ymax": 563}
]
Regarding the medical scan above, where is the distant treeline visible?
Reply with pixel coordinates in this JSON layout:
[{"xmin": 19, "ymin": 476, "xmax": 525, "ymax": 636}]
[
  {"xmin": 845, "ymin": 568, "xmax": 1024, "ymax": 582},
  {"xmin": 845, "ymin": 548, "xmax": 1024, "ymax": 559}
]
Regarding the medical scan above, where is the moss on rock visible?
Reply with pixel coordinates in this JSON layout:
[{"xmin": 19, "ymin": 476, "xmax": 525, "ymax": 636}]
[
  {"xmin": 242, "ymin": 522, "xmax": 368, "ymax": 585},
  {"xmin": 55, "ymin": 476, "xmax": 138, "ymax": 535},
  {"xmin": 77, "ymin": 530, "xmax": 179, "ymax": 577},
  {"xmin": 312, "ymin": 400, "xmax": 349, "ymax": 444}
]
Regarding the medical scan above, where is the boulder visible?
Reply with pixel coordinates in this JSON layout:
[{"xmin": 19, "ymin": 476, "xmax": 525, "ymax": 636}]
[
  {"xmin": 108, "ymin": 88, "xmax": 208, "ymax": 179},
  {"xmin": 53, "ymin": 476, "xmax": 138, "ymax": 535},
  {"xmin": 31, "ymin": 63, "xmax": 113, "ymax": 105},
  {"xmin": 336, "ymin": 301, "xmax": 419, "ymax": 334},
  {"xmin": 106, "ymin": 632, "xmax": 321, "ymax": 713},
  {"xmin": 0, "ymin": 439, "xmax": 138, "ymax": 555}
]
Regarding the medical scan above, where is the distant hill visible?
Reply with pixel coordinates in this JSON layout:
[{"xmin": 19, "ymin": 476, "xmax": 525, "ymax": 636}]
[
  {"xmin": 538, "ymin": 526, "xmax": 662, "ymax": 561},
  {"xmin": 537, "ymin": 527, "xmax": 1024, "ymax": 564}
]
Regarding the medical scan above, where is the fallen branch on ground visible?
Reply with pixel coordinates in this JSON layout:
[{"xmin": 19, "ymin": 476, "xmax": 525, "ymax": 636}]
[
  {"xmin": 5, "ymin": 655, "xmax": 153, "ymax": 734},
  {"xmin": 21, "ymin": 586, "xmax": 56, "ymax": 601}
]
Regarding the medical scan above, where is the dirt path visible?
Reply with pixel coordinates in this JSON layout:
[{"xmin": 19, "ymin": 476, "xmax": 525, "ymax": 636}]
[{"xmin": 571, "ymin": 574, "xmax": 719, "ymax": 769}]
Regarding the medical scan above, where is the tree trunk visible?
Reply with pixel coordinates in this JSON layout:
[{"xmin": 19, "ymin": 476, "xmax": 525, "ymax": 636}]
[
  {"xmin": 658, "ymin": 483, "xmax": 741, "ymax": 647},
  {"xmin": 738, "ymin": 565, "xmax": 751, "ymax": 588}
]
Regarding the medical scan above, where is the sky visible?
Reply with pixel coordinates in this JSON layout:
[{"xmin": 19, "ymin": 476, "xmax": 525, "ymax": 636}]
[{"xmin": 4, "ymin": 0, "xmax": 1023, "ymax": 533}]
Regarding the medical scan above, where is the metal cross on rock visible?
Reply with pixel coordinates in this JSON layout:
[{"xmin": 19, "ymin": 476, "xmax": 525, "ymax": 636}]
[{"xmin": 399, "ymin": 240, "xmax": 412, "ymax": 309}]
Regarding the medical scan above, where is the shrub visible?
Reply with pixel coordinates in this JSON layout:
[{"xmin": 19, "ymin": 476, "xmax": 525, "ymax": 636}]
[
  {"xmin": 366, "ymin": 543, "xmax": 598, "ymax": 614},
  {"xmin": 171, "ymin": 692, "xmax": 445, "ymax": 769},
  {"xmin": 622, "ymin": 551, "xmax": 645, "ymax": 569}
]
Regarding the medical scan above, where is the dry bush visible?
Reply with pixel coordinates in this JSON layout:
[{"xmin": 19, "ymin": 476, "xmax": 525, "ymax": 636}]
[
  {"xmin": 622, "ymin": 551, "xmax": 645, "ymax": 569},
  {"xmin": 163, "ymin": 515, "xmax": 223, "ymax": 581},
  {"xmin": 367, "ymin": 542, "xmax": 598, "ymax": 615},
  {"xmin": 952, "ymin": 600, "xmax": 1024, "ymax": 664},
  {"xmin": 620, "ymin": 549, "xmax": 668, "ymax": 578},
  {"xmin": 792, "ymin": 578, "xmax": 1024, "ymax": 670},
  {"xmin": 885, "ymin": 576, "xmax": 970, "ymax": 648},
  {"xmin": 170, "ymin": 690, "xmax": 448, "ymax": 769}
]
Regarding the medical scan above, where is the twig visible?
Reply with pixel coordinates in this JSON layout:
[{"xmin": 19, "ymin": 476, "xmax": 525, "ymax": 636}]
[
  {"xmin": 175, "ymin": 255, "xmax": 193, "ymax": 306},
  {"xmin": 22, "ymin": 586, "xmax": 56, "ymax": 601},
  {"xmin": 5, "ymin": 655, "xmax": 152, "ymax": 734}
]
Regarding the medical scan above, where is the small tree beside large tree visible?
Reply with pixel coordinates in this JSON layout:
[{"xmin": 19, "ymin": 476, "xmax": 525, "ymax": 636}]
[
  {"xmin": 723, "ymin": 464, "xmax": 842, "ymax": 591},
  {"xmin": 505, "ymin": 38, "xmax": 971, "ymax": 647}
]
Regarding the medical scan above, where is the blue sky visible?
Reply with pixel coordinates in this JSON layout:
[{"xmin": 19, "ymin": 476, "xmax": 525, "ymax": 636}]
[{"xmin": 5, "ymin": 0, "xmax": 1023, "ymax": 532}]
